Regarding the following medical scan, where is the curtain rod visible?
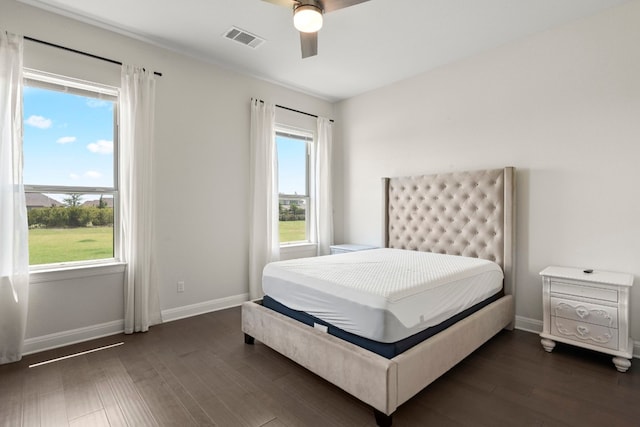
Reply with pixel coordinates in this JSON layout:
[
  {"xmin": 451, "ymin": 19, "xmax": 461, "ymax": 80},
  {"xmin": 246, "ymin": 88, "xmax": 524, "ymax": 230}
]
[
  {"xmin": 259, "ymin": 99, "xmax": 334, "ymax": 123},
  {"xmin": 24, "ymin": 36, "xmax": 163, "ymax": 77}
]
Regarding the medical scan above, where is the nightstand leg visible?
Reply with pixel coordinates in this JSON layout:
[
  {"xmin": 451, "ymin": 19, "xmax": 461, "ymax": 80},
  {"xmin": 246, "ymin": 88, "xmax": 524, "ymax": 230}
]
[
  {"xmin": 612, "ymin": 357, "xmax": 631, "ymax": 373},
  {"xmin": 540, "ymin": 338, "xmax": 556, "ymax": 353}
]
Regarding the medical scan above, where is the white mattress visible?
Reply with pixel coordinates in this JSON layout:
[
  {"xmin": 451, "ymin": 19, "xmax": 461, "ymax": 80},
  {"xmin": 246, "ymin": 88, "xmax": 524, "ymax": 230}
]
[{"xmin": 263, "ymin": 248, "xmax": 503, "ymax": 343}]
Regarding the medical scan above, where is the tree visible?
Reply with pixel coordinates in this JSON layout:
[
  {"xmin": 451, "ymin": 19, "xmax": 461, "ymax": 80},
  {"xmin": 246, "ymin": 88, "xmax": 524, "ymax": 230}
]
[
  {"xmin": 289, "ymin": 202, "xmax": 300, "ymax": 216},
  {"xmin": 98, "ymin": 195, "xmax": 107, "ymax": 209},
  {"xmin": 63, "ymin": 193, "xmax": 83, "ymax": 207}
]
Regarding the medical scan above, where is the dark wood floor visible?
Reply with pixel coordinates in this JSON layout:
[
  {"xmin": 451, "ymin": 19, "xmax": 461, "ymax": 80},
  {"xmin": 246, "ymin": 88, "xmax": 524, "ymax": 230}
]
[{"xmin": 1, "ymin": 307, "xmax": 638, "ymax": 427}]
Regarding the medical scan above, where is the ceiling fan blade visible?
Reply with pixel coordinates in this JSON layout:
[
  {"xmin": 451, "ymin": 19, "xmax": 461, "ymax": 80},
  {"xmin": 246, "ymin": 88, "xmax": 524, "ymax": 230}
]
[
  {"xmin": 261, "ymin": 0, "xmax": 296, "ymax": 8},
  {"xmin": 321, "ymin": 0, "xmax": 370, "ymax": 13},
  {"xmin": 300, "ymin": 31, "xmax": 318, "ymax": 58}
]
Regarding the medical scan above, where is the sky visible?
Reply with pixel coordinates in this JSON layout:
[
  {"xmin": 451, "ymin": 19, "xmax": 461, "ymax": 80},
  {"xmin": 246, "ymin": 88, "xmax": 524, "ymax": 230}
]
[
  {"xmin": 23, "ymin": 86, "xmax": 115, "ymax": 194},
  {"xmin": 276, "ymin": 134, "xmax": 307, "ymax": 195},
  {"xmin": 24, "ymin": 84, "xmax": 307, "ymax": 198}
]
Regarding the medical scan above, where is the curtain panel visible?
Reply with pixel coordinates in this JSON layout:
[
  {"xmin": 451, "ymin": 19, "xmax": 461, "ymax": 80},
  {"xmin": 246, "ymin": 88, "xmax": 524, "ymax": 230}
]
[
  {"xmin": 0, "ymin": 30, "xmax": 29, "ymax": 364},
  {"xmin": 249, "ymin": 99, "xmax": 279, "ymax": 300},
  {"xmin": 315, "ymin": 117, "xmax": 334, "ymax": 256},
  {"xmin": 120, "ymin": 65, "xmax": 161, "ymax": 333}
]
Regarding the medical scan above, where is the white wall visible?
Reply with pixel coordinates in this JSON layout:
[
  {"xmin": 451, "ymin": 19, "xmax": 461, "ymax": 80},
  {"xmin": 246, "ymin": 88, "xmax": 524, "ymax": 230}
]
[
  {"xmin": 4, "ymin": 0, "xmax": 638, "ymax": 354},
  {"xmin": 1, "ymin": 0, "xmax": 333, "ymax": 350},
  {"xmin": 336, "ymin": 1, "xmax": 640, "ymax": 346}
]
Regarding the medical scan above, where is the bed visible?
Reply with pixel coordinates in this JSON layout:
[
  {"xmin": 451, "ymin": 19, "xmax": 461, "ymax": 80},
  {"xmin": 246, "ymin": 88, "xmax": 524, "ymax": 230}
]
[{"xmin": 242, "ymin": 167, "xmax": 516, "ymax": 426}]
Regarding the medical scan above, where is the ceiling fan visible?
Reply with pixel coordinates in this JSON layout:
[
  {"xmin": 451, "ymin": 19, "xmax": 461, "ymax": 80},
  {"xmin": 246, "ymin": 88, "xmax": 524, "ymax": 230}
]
[{"xmin": 262, "ymin": 0, "xmax": 371, "ymax": 58}]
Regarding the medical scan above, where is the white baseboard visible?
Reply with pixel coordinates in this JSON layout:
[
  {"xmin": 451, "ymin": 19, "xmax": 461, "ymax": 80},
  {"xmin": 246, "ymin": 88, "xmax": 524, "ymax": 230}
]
[
  {"xmin": 161, "ymin": 293, "xmax": 249, "ymax": 323},
  {"xmin": 515, "ymin": 315, "xmax": 543, "ymax": 334},
  {"xmin": 514, "ymin": 315, "xmax": 639, "ymax": 359},
  {"xmin": 22, "ymin": 304, "xmax": 639, "ymax": 361},
  {"xmin": 23, "ymin": 293, "xmax": 249, "ymax": 356},
  {"xmin": 23, "ymin": 319, "xmax": 124, "ymax": 356}
]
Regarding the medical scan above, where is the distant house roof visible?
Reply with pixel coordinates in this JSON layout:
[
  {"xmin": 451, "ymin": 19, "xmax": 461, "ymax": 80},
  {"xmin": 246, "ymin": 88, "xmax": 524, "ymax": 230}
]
[
  {"xmin": 25, "ymin": 193, "xmax": 62, "ymax": 208},
  {"xmin": 25, "ymin": 194, "xmax": 115, "ymax": 208},
  {"xmin": 82, "ymin": 197, "xmax": 114, "ymax": 208}
]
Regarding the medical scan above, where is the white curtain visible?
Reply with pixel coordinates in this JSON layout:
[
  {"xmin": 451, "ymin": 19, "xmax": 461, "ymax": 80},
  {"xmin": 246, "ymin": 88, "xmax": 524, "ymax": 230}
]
[
  {"xmin": 0, "ymin": 31, "xmax": 29, "ymax": 364},
  {"xmin": 314, "ymin": 117, "xmax": 334, "ymax": 256},
  {"xmin": 120, "ymin": 65, "xmax": 161, "ymax": 333},
  {"xmin": 249, "ymin": 99, "xmax": 279, "ymax": 300}
]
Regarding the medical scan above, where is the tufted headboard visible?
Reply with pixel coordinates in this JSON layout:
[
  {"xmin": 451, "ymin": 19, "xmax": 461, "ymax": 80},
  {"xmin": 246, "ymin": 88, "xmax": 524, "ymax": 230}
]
[{"xmin": 382, "ymin": 167, "xmax": 515, "ymax": 297}]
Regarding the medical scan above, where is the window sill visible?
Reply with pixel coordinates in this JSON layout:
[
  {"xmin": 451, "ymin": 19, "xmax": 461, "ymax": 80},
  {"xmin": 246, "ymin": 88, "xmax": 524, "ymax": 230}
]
[
  {"xmin": 280, "ymin": 242, "xmax": 317, "ymax": 254},
  {"xmin": 29, "ymin": 262, "xmax": 126, "ymax": 284},
  {"xmin": 280, "ymin": 243, "xmax": 318, "ymax": 258}
]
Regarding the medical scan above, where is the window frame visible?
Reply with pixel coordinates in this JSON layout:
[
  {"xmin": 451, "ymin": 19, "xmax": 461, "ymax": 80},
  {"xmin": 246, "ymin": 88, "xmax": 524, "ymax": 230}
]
[
  {"xmin": 23, "ymin": 69, "xmax": 121, "ymax": 270},
  {"xmin": 275, "ymin": 126, "xmax": 313, "ymax": 246}
]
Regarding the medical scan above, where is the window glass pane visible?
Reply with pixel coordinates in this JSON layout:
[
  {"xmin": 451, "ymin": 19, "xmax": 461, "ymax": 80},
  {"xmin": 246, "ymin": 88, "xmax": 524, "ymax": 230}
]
[
  {"xmin": 276, "ymin": 134, "xmax": 307, "ymax": 196},
  {"xmin": 277, "ymin": 131, "xmax": 310, "ymax": 244},
  {"xmin": 279, "ymin": 197, "xmax": 307, "ymax": 243},
  {"xmin": 27, "ymin": 193, "xmax": 115, "ymax": 265},
  {"xmin": 23, "ymin": 75, "xmax": 118, "ymax": 267},
  {"xmin": 23, "ymin": 86, "xmax": 115, "ymax": 188}
]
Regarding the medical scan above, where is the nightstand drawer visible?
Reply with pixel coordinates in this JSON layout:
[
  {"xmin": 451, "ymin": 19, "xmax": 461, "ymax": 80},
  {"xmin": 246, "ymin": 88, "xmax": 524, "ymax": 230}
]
[
  {"xmin": 550, "ymin": 280, "xmax": 618, "ymax": 302},
  {"xmin": 550, "ymin": 297, "xmax": 617, "ymax": 328},
  {"xmin": 551, "ymin": 317, "xmax": 618, "ymax": 350}
]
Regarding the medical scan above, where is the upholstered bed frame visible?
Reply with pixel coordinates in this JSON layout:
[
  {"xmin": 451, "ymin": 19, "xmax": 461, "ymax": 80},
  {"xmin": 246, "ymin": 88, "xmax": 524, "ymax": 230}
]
[{"xmin": 242, "ymin": 167, "xmax": 516, "ymax": 426}]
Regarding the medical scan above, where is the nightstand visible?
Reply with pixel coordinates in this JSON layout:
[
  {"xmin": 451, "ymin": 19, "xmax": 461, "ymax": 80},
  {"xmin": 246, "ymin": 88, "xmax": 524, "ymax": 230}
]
[
  {"xmin": 329, "ymin": 244, "xmax": 377, "ymax": 255},
  {"xmin": 539, "ymin": 266, "xmax": 633, "ymax": 372}
]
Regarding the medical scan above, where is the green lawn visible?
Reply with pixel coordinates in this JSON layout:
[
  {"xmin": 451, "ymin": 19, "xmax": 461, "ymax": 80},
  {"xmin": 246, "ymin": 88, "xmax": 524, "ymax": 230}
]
[
  {"xmin": 29, "ymin": 222, "xmax": 303, "ymax": 265},
  {"xmin": 279, "ymin": 220, "xmax": 306, "ymax": 243},
  {"xmin": 29, "ymin": 227, "xmax": 114, "ymax": 265}
]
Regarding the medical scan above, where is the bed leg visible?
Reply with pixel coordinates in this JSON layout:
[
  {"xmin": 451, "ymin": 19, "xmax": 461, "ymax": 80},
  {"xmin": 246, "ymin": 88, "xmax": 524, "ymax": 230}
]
[
  {"xmin": 244, "ymin": 333, "xmax": 255, "ymax": 345},
  {"xmin": 373, "ymin": 409, "xmax": 392, "ymax": 427}
]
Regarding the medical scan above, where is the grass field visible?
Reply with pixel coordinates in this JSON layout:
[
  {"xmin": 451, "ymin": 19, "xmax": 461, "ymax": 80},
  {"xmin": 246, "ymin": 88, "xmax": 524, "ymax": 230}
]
[
  {"xmin": 29, "ymin": 222, "xmax": 303, "ymax": 265},
  {"xmin": 29, "ymin": 227, "xmax": 114, "ymax": 265},
  {"xmin": 279, "ymin": 220, "xmax": 306, "ymax": 243}
]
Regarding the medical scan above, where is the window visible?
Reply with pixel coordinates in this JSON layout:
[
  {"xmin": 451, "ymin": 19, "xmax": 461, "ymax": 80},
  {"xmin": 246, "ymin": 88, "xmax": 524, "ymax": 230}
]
[
  {"xmin": 23, "ymin": 70, "xmax": 119, "ymax": 267},
  {"xmin": 276, "ymin": 128, "xmax": 312, "ymax": 244}
]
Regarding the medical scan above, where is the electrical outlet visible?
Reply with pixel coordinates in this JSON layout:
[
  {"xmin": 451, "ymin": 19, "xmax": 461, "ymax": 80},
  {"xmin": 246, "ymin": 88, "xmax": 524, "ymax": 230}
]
[{"xmin": 177, "ymin": 281, "xmax": 185, "ymax": 293}]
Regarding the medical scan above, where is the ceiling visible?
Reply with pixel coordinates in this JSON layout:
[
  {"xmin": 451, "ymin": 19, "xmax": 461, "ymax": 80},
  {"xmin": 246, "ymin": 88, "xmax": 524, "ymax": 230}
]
[{"xmin": 20, "ymin": 0, "xmax": 630, "ymax": 102}]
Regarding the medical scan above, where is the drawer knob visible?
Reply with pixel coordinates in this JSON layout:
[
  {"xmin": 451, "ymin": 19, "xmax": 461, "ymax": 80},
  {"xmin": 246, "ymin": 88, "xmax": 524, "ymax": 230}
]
[
  {"xmin": 577, "ymin": 325, "xmax": 589, "ymax": 336},
  {"xmin": 575, "ymin": 307, "xmax": 589, "ymax": 318}
]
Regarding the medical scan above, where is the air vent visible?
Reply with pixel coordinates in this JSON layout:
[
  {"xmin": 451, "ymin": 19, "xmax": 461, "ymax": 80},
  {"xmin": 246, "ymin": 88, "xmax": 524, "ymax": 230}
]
[{"xmin": 223, "ymin": 27, "xmax": 265, "ymax": 49}]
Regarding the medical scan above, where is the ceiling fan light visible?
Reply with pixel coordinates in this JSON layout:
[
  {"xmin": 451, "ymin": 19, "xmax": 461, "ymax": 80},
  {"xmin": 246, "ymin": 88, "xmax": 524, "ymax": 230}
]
[{"xmin": 293, "ymin": 5, "xmax": 323, "ymax": 33}]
